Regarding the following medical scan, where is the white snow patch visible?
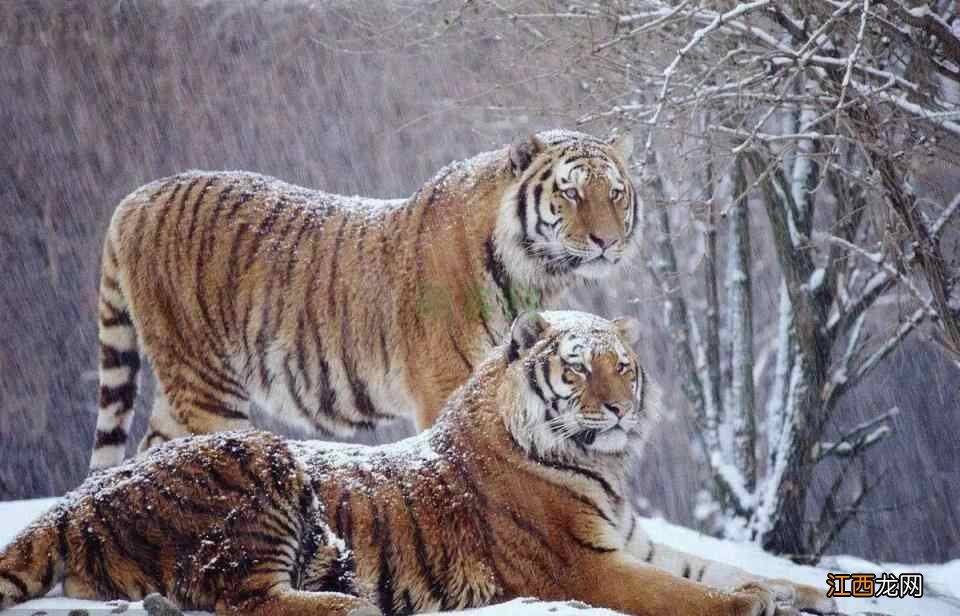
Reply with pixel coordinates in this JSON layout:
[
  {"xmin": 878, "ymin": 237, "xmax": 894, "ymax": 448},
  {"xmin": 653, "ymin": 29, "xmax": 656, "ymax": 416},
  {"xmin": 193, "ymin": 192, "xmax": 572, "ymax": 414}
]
[
  {"xmin": 709, "ymin": 451, "xmax": 756, "ymax": 511},
  {"xmin": 807, "ymin": 267, "xmax": 826, "ymax": 292},
  {"xmin": 642, "ymin": 517, "xmax": 960, "ymax": 616}
]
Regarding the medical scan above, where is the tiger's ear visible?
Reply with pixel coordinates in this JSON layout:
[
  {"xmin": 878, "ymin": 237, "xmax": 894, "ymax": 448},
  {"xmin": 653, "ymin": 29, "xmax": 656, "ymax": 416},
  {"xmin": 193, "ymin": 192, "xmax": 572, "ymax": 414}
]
[
  {"xmin": 612, "ymin": 316, "xmax": 640, "ymax": 346},
  {"xmin": 507, "ymin": 311, "xmax": 549, "ymax": 362},
  {"xmin": 609, "ymin": 133, "xmax": 634, "ymax": 161},
  {"xmin": 509, "ymin": 135, "xmax": 545, "ymax": 177}
]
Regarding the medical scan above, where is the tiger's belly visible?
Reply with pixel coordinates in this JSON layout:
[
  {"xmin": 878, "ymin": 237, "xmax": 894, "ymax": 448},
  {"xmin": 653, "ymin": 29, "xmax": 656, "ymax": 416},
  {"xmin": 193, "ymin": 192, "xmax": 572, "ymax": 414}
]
[{"xmin": 245, "ymin": 340, "xmax": 416, "ymax": 437}]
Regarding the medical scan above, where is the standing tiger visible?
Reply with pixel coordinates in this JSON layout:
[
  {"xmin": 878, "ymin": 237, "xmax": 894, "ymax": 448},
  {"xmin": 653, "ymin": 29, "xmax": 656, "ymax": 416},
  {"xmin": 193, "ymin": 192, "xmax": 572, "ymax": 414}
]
[
  {"xmin": 92, "ymin": 130, "xmax": 639, "ymax": 469},
  {"xmin": 5, "ymin": 311, "xmax": 834, "ymax": 616}
]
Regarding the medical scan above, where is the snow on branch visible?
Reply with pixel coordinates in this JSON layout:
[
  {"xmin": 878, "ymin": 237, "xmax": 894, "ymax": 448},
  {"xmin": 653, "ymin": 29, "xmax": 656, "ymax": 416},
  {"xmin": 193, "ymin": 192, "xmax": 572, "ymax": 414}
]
[
  {"xmin": 750, "ymin": 357, "xmax": 806, "ymax": 540},
  {"xmin": 856, "ymin": 86, "xmax": 960, "ymax": 138},
  {"xmin": 877, "ymin": 0, "xmax": 960, "ymax": 67},
  {"xmin": 596, "ymin": 2, "xmax": 692, "ymax": 54},
  {"xmin": 814, "ymin": 407, "xmax": 899, "ymax": 461},
  {"xmin": 711, "ymin": 125, "xmax": 849, "ymax": 149},
  {"xmin": 930, "ymin": 192, "xmax": 960, "ymax": 239},
  {"xmin": 641, "ymin": 0, "xmax": 773, "ymax": 165},
  {"xmin": 710, "ymin": 452, "xmax": 756, "ymax": 512},
  {"xmin": 815, "ymin": 232, "xmax": 936, "ymax": 317},
  {"xmin": 764, "ymin": 283, "xmax": 794, "ymax": 462},
  {"xmin": 837, "ymin": 0, "xmax": 871, "ymax": 114},
  {"xmin": 852, "ymin": 307, "xmax": 927, "ymax": 385},
  {"xmin": 829, "ymin": 270, "xmax": 893, "ymax": 339}
]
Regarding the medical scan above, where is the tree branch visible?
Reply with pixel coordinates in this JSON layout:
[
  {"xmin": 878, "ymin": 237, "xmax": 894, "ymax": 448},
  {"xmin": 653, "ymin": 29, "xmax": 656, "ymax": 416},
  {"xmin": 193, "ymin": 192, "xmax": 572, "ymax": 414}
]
[
  {"xmin": 931, "ymin": 192, "xmax": 960, "ymax": 239},
  {"xmin": 814, "ymin": 407, "xmax": 899, "ymax": 461},
  {"xmin": 816, "ymin": 232, "xmax": 935, "ymax": 317},
  {"xmin": 727, "ymin": 156, "xmax": 757, "ymax": 491},
  {"xmin": 852, "ymin": 307, "xmax": 927, "ymax": 386}
]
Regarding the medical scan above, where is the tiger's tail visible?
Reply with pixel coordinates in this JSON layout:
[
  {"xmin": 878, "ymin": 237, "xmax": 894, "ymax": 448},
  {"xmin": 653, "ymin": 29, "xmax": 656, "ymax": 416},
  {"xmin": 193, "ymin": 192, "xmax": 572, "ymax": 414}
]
[
  {"xmin": 89, "ymin": 228, "xmax": 141, "ymax": 470},
  {"xmin": 0, "ymin": 507, "xmax": 67, "ymax": 608}
]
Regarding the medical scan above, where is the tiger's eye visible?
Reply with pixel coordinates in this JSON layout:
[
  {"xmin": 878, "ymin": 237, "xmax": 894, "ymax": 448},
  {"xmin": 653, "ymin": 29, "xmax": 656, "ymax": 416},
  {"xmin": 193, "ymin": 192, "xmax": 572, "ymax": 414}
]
[
  {"xmin": 563, "ymin": 188, "xmax": 579, "ymax": 201},
  {"xmin": 611, "ymin": 188, "xmax": 623, "ymax": 201}
]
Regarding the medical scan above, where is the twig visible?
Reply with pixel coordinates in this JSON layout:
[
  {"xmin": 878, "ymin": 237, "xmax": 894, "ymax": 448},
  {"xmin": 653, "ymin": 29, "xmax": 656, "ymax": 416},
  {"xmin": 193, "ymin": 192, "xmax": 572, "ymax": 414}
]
[
  {"xmin": 816, "ymin": 232, "xmax": 936, "ymax": 317},
  {"xmin": 642, "ymin": 1, "xmax": 773, "ymax": 167},
  {"xmin": 930, "ymin": 192, "xmax": 960, "ymax": 239},
  {"xmin": 851, "ymin": 307, "xmax": 926, "ymax": 384},
  {"xmin": 815, "ymin": 407, "xmax": 899, "ymax": 460},
  {"xmin": 595, "ymin": 2, "xmax": 692, "ymax": 54}
]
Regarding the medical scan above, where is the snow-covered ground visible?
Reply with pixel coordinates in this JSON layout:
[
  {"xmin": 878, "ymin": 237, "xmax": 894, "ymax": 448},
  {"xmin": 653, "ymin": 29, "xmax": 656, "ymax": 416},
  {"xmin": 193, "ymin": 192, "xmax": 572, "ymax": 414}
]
[{"xmin": 2, "ymin": 499, "xmax": 957, "ymax": 615}]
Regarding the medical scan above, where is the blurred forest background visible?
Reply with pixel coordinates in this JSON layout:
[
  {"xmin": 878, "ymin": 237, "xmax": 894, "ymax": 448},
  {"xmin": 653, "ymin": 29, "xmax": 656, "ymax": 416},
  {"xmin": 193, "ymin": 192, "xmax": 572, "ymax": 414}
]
[{"xmin": 1, "ymin": 0, "xmax": 958, "ymax": 564}]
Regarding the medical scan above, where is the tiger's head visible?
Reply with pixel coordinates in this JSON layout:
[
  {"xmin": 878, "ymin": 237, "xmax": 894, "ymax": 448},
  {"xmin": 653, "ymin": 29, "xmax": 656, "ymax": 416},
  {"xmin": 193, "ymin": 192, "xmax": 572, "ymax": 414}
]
[
  {"xmin": 501, "ymin": 310, "xmax": 655, "ymax": 459},
  {"xmin": 496, "ymin": 130, "xmax": 639, "ymax": 282}
]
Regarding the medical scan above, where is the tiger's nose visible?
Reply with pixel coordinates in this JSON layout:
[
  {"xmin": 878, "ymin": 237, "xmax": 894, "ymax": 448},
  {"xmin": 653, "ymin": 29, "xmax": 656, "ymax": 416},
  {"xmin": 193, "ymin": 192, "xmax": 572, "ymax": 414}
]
[
  {"xmin": 604, "ymin": 402, "xmax": 629, "ymax": 418},
  {"xmin": 589, "ymin": 234, "xmax": 613, "ymax": 250}
]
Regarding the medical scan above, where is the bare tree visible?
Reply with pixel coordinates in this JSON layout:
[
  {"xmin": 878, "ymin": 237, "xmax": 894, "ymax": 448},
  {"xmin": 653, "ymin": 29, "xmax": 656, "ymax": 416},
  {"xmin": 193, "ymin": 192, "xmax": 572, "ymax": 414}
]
[{"xmin": 442, "ymin": 0, "xmax": 960, "ymax": 560}]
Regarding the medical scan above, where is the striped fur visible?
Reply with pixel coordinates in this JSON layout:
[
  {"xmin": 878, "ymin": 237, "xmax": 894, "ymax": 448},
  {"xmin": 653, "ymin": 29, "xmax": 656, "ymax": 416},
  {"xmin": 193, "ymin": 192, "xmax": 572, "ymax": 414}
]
[
  {"xmin": 0, "ymin": 432, "xmax": 376, "ymax": 615},
  {"xmin": 10, "ymin": 312, "xmax": 834, "ymax": 615},
  {"xmin": 90, "ymin": 130, "xmax": 641, "ymax": 470}
]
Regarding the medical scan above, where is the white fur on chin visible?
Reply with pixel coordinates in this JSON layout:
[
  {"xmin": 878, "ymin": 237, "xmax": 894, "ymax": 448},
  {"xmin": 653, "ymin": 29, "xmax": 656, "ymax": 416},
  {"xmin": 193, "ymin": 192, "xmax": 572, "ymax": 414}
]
[
  {"xmin": 573, "ymin": 259, "xmax": 621, "ymax": 280},
  {"xmin": 588, "ymin": 428, "xmax": 630, "ymax": 454}
]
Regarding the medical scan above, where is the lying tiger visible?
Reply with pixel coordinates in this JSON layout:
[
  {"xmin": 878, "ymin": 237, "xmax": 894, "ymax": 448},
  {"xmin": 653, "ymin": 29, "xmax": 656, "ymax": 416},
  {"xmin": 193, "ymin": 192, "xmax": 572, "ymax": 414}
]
[
  {"xmin": 5, "ymin": 311, "xmax": 834, "ymax": 615},
  {"xmin": 91, "ymin": 130, "xmax": 639, "ymax": 469}
]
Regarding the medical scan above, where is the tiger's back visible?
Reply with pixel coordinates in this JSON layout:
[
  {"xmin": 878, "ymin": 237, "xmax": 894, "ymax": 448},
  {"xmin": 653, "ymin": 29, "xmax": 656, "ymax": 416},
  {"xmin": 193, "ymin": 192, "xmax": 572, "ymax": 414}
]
[{"xmin": 95, "ymin": 171, "xmax": 423, "ymax": 465}]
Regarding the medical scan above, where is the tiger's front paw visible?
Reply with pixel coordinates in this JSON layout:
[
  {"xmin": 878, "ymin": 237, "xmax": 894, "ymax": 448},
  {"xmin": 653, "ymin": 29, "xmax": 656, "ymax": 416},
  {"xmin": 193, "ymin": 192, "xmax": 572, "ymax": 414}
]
[
  {"xmin": 343, "ymin": 596, "xmax": 382, "ymax": 616},
  {"xmin": 347, "ymin": 604, "xmax": 382, "ymax": 616},
  {"xmin": 753, "ymin": 578, "xmax": 837, "ymax": 615},
  {"xmin": 729, "ymin": 582, "xmax": 803, "ymax": 616}
]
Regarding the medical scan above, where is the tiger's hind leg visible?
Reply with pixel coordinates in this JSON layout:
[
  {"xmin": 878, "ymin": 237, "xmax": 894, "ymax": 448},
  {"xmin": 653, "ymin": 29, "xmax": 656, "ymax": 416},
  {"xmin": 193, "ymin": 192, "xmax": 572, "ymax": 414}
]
[
  {"xmin": 137, "ymin": 391, "xmax": 190, "ymax": 452},
  {"xmin": 216, "ymin": 496, "xmax": 379, "ymax": 616},
  {"xmin": 137, "ymin": 385, "xmax": 253, "ymax": 453},
  {"xmin": 211, "ymin": 538, "xmax": 379, "ymax": 616}
]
